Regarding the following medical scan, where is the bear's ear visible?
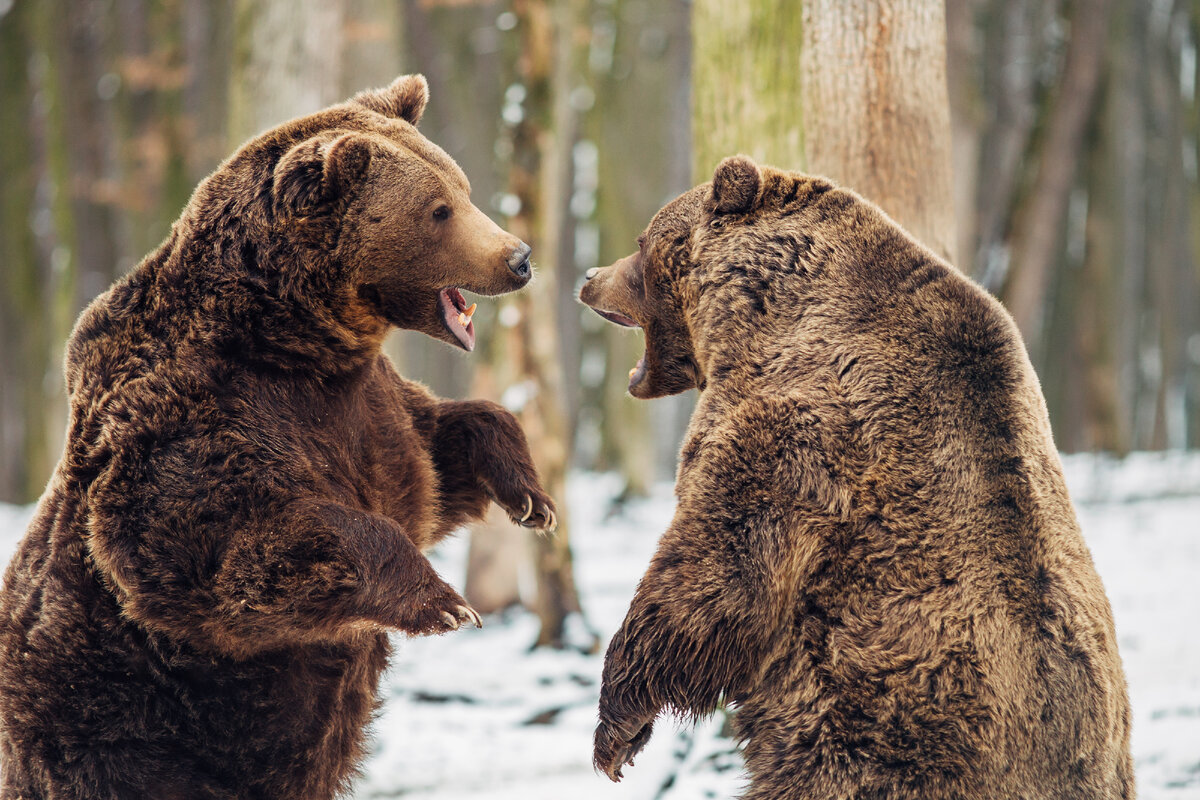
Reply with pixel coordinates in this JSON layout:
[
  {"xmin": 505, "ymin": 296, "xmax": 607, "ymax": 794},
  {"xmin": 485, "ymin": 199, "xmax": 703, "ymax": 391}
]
[
  {"xmin": 273, "ymin": 133, "xmax": 372, "ymax": 217},
  {"xmin": 711, "ymin": 155, "xmax": 762, "ymax": 215},
  {"xmin": 351, "ymin": 74, "xmax": 429, "ymax": 126}
]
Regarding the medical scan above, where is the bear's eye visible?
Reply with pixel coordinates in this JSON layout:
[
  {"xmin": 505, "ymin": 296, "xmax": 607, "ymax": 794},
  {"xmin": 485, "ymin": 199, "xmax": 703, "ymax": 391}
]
[{"xmin": 432, "ymin": 205, "xmax": 451, "ymax": 221}]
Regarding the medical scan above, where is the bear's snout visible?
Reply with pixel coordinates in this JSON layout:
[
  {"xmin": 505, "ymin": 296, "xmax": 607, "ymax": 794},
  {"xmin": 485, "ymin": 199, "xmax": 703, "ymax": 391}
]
[{"xmin": 507, "ymin": 242, "xmax": 532, "ymax": 279}]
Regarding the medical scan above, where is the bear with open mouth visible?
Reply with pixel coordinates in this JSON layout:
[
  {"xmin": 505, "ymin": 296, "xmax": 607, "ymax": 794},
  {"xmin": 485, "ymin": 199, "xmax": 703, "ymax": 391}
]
[
  {"xmin": 581, "ymin": 155, "xmax": 1133, "ymax": 800},
  {"xmin": 0, "ymin": 75, "xmax": 555, "ymax": 800}
]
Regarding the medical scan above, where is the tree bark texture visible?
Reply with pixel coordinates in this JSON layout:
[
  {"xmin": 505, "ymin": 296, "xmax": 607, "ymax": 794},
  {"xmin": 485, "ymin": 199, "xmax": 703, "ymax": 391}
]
[
  {"xmin": 799, "ymin": 0, "xmax": 958, "ymax": 262},
  {"xmin": 502, "ymin": 0, "xmax": 587, "ymax": 649},
  {"xmin": 692, "ymin": 0, "xmax": 805, "ymax": 181}
]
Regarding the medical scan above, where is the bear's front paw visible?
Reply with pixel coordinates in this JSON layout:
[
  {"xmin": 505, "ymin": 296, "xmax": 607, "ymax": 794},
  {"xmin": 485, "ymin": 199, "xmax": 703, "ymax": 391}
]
[
  {"xmin": 396, "ymin": 584, "xmax": 483, "ymax": 635},
  {"xmin": 491, "ymin": 480, "xmax": 557, "ymax": 533},
  {"xmin": 593, "ymin": 717, "xmax": 654, "ymax": 782}
]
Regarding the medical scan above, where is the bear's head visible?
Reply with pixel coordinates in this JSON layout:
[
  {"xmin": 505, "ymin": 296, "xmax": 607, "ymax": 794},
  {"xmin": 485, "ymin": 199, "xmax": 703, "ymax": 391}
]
[
  {"xmin": 246, "ymin": 74, "xmax": 531, "ymax": 353},
  {"xmin": 581, "ymin": 155, "xmax": 782, "ymax": 398},
  {"xmin": 580, "ymin": 154, "xmax": 847, "ymax": 398}
]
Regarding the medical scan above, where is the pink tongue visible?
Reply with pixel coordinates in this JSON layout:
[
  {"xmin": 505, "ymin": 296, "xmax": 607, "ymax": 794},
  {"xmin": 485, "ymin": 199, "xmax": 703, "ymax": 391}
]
[{"xmin": 440, "ymin": 289, "xmax": 475, "ymax": 351}]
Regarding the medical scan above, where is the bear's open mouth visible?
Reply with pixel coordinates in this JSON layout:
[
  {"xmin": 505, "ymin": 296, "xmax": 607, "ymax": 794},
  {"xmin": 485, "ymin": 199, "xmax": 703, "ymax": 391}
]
[
  {"xmin": 587, "ymin": 306, "xmax": 647, "ymax": 390},
  {"xmin": 627, "ymin": 355, "xmax": 647, "ymax": 388},
  {"xmin": 595, "ymin": 309, "xmax": 639, "ymax": 328},
  {"xmin": 438, "ymin": 287, "xmax": 477, "ymax": 351}
]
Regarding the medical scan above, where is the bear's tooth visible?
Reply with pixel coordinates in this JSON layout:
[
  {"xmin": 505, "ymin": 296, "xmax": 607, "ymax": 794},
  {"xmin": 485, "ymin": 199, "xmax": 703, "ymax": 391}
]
[
  {"xmin": 628, "ymin": 366, "xmax": 638, "ymax": 379},
  {"xmin": 464, "ymin": 302, "xmax": 477, "ymax": 319},
  {"xmin": 458, "ymin": 312, "xmax": 468, "ymax": 327}
]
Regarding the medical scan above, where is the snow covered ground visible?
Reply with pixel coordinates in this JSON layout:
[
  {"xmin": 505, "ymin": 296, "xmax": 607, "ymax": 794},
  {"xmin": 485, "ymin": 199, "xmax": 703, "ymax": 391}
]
[{"xmin": 1, "ymin": 454, "xmax": 1198, "ymax": 798}]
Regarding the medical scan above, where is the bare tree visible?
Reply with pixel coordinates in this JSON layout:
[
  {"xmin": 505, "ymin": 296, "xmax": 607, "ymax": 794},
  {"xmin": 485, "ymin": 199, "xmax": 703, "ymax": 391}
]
[
  {"xmin": 499, "ymin": 0, "xmax": 589, "ymax": 649},
  {"xmin": 1001, "ymin": 0, "xmax": 1113, "ymax": 364}
]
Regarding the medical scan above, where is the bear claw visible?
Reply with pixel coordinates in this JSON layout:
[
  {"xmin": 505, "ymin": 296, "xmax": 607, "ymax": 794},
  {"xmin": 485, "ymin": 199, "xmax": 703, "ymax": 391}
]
[
  {"xmin": 507, "ymin": 493, "xmax": 556, "ymax": 533},
  {"xmin": 455, "ymin": 604, "xmax": 483, "ymax": 629},
  {"xmin": 437, "ymin": 604, "xmax": 482, "ymax": 632}
]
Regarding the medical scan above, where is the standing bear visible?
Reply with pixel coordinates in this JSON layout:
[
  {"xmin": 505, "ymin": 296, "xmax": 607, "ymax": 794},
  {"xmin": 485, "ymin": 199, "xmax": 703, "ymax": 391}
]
[
  {"xmin": 0, "ymin": 75, "xmax": 555, "ymax": 800},
  {"xmin": 581, "ymin": 156, "xmax": 1134, "ymax": 799}
]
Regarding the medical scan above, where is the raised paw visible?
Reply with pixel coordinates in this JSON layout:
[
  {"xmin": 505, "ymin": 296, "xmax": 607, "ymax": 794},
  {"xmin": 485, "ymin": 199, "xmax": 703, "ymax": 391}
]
[
  {"xmin": 492, "ymin": 483, "xmax": 557, "ymax": 533},
  {"xmin": 396, "ymin": 584, "xmax": 483, "ymax": 636},
  {"xmin": 593, "ymin": 718, "xmax": 654, "ymax": 783}
]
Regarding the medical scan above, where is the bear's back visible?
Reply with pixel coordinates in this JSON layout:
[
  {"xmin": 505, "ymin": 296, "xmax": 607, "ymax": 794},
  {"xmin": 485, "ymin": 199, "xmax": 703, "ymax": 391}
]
[{"xmin": 721, "ymin": 197, "xmax": 1133, "ymax": 799}]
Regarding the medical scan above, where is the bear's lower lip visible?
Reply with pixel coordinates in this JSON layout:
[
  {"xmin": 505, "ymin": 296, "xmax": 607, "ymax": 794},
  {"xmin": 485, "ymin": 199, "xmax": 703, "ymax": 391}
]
[
  {"xmin": 438, "ymin": 287, "xmax": 476, "ymax": 351},
  {"xmin": 594, "ymin": 308, "xmax": 639, "ymax": 328}
]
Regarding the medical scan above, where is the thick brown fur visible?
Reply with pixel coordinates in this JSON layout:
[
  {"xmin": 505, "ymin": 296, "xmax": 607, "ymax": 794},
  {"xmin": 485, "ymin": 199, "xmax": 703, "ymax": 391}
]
[
  {"xmin": 580, "ymin": 156, "xmax": 1134, "ymax": 799},
  {"xmin": 0, "ymin": 75, "xmax": 555, "ymax": 800}
]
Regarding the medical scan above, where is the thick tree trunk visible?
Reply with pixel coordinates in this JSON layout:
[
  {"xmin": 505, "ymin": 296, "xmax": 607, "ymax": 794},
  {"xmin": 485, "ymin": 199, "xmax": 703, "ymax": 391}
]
[
  {"xmin": 692, "ymin": 0, "xmax": 805, "ymax": 180},
  {"xmin": 799, "ymin": 0, "xmax": 958, "ymax": 262}
]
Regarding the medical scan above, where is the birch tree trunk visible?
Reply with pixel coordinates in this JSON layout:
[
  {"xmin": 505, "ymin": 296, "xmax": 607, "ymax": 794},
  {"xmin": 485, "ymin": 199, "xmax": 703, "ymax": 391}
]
[{"xmin": 229, "ymin": 0, "xmax": 346, "ymax": 145}]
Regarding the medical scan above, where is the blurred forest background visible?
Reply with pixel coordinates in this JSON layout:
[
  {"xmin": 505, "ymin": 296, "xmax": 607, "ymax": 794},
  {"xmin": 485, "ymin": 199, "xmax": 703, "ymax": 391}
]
[{"xmin": 2, "ymin": 0, "xmax": 1199, "ymax": 642}]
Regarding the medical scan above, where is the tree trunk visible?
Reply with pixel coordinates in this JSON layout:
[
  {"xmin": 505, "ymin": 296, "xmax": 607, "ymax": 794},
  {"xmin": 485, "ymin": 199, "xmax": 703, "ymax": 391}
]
[
  {"xmin": 501, "ymin": 0, "xmax": 589, "ymax": 649},
  {"xmin": 576, "ymin": 0, "xmax": 693, "ymax": 491},
  {"xmin": 464, "ymin": 504, "xmax": 526, "ymax": 614},
  {"xmin": 1000, "ymin": 0, "xmax": 1113, "ymax": 365},
  {"xmin": 945, "ymin": 0, "xmax": 985, "ymax": 276},
  {"xmin": 799, "ymin": 0, "xmax": 958, "ymax": 262},
  {"xmin": 0, "ymin": 1, "xmax": 58, "ymax": 503},
  {"xmin": 228, "ymin": 0, "xmax": 346, "ymax": 145},
  {"xmin": 692, "ymin": 0, "xmax": 805, "ymax": 180}
]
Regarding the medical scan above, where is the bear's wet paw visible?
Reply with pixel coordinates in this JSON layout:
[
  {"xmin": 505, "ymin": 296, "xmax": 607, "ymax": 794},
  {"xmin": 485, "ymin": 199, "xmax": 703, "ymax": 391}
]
[{"xmin": 594, "ymin": 718, "xmax": 654, "ymax": 783}]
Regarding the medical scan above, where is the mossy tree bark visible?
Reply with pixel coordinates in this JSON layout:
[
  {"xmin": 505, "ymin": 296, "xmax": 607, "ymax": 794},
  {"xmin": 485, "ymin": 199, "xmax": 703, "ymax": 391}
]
[
  {"xmin": 693, "ymin": 0, "xmax": 956, "ymax": 263},
  {"xmin": 692, "ymin": 0, "xmax": 805, "ymax": 182},
  {"xmin": 0, "ymin": 1, "xmax": 59, "ymax": 503}
]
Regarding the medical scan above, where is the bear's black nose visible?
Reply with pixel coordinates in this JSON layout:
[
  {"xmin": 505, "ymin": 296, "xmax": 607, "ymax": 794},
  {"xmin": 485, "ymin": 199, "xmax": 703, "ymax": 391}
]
[{"xmin": 508, "ymin": 241, "xmax": 532, "ymax": 278}]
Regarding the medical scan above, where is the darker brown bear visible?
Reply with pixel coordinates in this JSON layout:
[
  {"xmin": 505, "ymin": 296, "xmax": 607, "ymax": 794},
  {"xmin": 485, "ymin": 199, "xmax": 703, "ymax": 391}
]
[
  {"xmin": 0, "ymin": 75, "xmax": 555, "ymax": 800},
  {"xmin": 580, "ymin": 156, "xmax": 1134, "ymax": 799}
]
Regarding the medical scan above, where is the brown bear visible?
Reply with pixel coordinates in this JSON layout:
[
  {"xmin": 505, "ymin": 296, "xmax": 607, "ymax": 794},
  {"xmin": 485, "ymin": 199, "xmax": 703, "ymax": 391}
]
[
  {"xmin": 0, "ymin": 74, "xmax": 555, "ymax": 800},
  {"xmin": 580, "ymin": 156, "xmax": 1134, "ymax": 799}
]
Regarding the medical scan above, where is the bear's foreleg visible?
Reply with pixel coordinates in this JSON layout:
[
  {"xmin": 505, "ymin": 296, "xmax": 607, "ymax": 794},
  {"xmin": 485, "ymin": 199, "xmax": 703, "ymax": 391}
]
[
  {"xmin": 430, "ymin": 399, "xmax": 556, "ymax": 532},
  {"xmin": 88, "ymin": 486, "xmax": 480, "ymax": 654},
  {"xmin": 594, "ymin": 506, "xmax": 789, "ymax": 782}
]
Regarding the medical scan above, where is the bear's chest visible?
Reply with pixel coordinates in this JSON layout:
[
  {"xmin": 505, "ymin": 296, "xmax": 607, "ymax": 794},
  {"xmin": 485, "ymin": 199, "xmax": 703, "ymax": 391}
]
[
  {"xmin": 302, "ymin": 395, "xmax": 437, "ymax": 530},
  {"xmin": 239, "ymin": 372, "xmax": 439, "ymax": 540}
]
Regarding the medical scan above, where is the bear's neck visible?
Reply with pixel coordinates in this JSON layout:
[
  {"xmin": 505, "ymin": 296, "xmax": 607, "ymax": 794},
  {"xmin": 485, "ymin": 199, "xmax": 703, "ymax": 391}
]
[
  {"xmin": 149, "ymin": 218, "xmax": 386, "ymax": 379},
  {"xmin": 688, "ymin": 273, "xmax": 818, "ymax": 393}
]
